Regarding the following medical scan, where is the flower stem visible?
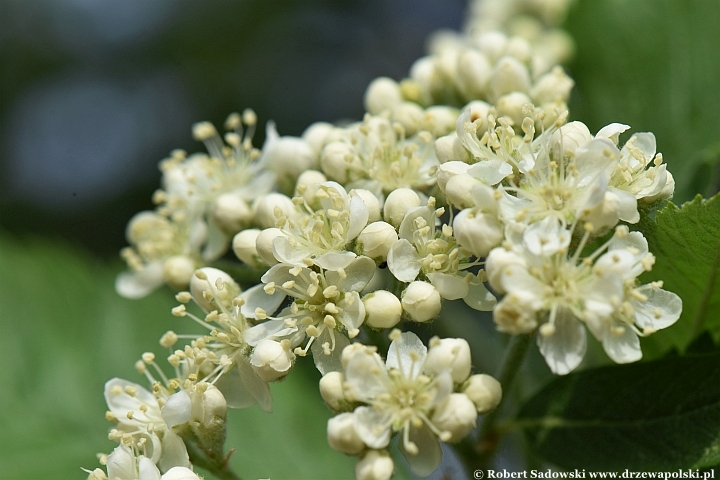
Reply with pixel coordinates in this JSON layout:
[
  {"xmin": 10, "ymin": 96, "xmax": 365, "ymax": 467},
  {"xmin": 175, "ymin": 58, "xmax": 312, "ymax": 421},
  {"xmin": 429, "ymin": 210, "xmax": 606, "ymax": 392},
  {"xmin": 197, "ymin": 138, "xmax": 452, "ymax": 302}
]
[
  {"xmin": 185, "ymin": 439, "xmax": 243, "ymax": 480},
  {"xmin": 460, "ymin": 334, "xmax": 532, "ymax": 470}
]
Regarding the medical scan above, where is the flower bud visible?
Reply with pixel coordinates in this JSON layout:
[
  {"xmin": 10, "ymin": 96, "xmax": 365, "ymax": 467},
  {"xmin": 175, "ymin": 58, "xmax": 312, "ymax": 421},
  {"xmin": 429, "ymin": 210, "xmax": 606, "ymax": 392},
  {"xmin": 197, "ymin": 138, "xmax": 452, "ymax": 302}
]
[
  {"xmin": 252, "ymin": 193, "xmax": 294, "ymax": 229},
  {"xmin": 456, "ymin": 49, "xmax": 492, "ymax": 99},
  {"xmin": 192, "ymin": 384, "xmax": 227, "ymax": 426},
  {"xmin": 302, "ymin": 121, "xmax": 334, "ymax": 155},
  {"xmin": 250, "ymin": 339, "xmax": 294, "ymax": 382},
  {"xmin": 496, "ymin": 92, "xmax": 532, "ymax": 127},
  {"xmin": 319, "ymin": 371, "xmax": 346, "ymax": 412},
  {"xmin": 463, "ymin": 374, "xmax": 502, "ymax": 413},
  {"xmin": 489, "ymin": 56, "xmax": 531, "ymax": 100},
  {"xmin": 356, "ymin": 222, "xmax": 398, "ymax": 261},
  {"xmin": 163, "ymin": 255, "xmax": 196, "ymax": 290},
  {"xmin": 391, "ymin": 102, "xmax": 424, "ymax": 136},
  {"xmin": 434, "ymin": 133, "xmax": 470, "ymax": 164},
  {"xmin": 531, "ymin": 66, "xmax": 574, "ymax": 105},
  {"xmin": 321, "ymin": 141, "xmax": 354, "ymax": 184},
  {"xmin": 642, "ymin": 170, "xmax": 675, "ymax": 204},
  {"xmin": 551, "ymin": 121, "xmax": 592, "ymax": 159},
  {"xmin": 409, "ymin": 56, "xmax": 437, "ymax": 102},
  {"xmin": 255, "ymin": 228, "xmax": 284, "ymax": 266},
  {"xmin": 211, "ymin": 192, "xmax": 251, "ymax": 234},
  {"xmin": 421, "ymin": 106, "xmax": 459, "ymax": 137},
  {"xmin": 351, "ymin": 189, "xmax": 381, "ymax": 223},
  {"xmin": 364, "ymin": 77, "xmax": 403, "ymax": 115},
  {"xmin": 484, "ymin": 248, "xmax": 526, "ymax": 293},
  {"xmin": 232, "ymin": 229, "xmax": 262, "ymax": 268},
  {"xmin": 445, "ymin": 173, "xmax": 484, "ymax": 209},
  {"xmin": 476, "ymin": 31, "xmax": 509, "ymax": 63},
  {"xmin": 507, "ymin": 36, "xmax": 532, "ymax": 63},
  {"xmin": 401, "ymin": 281, "xmax": 441, "ymax": 323},
  {"xmin": 383, "ymin": 188, "xmax": 421, "ymax": 228},
  {"xmin": 327, "ymin": 413, "xmax": 365, "ymax": 455},
  {"xmin": 356, "ymin": 450, "xmax": 395, "ymax": 480},
  {"xmin": 425, "ymin": 338, "xmax": 472, "ymax": 383},
  {"xmin": 363, "ymin": 290, "xmax": 402, "ymax": 329},
  {"xmin": 190, "ymin": 267, "xmax": 239, "ymax": 312},
  {"xmin": 436, "ymin": 161, "xmax": 470, "ymax": 192},
  {"xmin": 462, "ymin": 100, "xmax": 495, "ymax": 137},
  {"xmin": 453, "ymin": 209, "xmax": 503, "ymax": 258},
  {"xmin": 264, "ymin": 136, "xmax": 318, "ymax": 193},
  {"xmin": 430, "ymin": 393, "xmax": 477, "ymax": 443},
  {"xmin": 295, "ymin": 170, "xmax": 328, "ymax": 208}
]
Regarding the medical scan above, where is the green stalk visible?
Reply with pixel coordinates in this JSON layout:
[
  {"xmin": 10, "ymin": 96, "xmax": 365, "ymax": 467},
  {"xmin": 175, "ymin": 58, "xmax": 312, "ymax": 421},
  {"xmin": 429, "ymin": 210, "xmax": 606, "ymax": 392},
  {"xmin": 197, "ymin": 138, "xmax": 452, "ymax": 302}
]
[{"xmin": 185, "ymin": 440, "xmax": 243, "ymax": 480}]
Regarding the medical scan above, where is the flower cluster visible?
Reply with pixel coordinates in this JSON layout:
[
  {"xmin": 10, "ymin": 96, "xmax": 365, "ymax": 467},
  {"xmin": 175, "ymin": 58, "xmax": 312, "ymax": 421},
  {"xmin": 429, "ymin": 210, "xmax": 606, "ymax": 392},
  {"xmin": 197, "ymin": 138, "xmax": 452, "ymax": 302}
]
[
  {"xmin": 94, "ymin": 0, "xmax": 687, "ymax": 478},
  {"xmin": 321, "ymin": 331, "xmax": 501, "ymax": 480}
]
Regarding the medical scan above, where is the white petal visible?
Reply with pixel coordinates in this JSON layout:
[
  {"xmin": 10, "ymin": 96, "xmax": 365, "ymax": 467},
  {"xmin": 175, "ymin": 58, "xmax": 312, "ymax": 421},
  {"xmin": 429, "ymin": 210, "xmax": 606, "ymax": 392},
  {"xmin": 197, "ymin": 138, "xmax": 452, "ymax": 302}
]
[
  {"xmin": 104, "ymin": 379, "xmax": 159, "ymax": 422},
  {"xmin": 353, "ymin": 407, "xmax": 392, "ymax": 449},
  {"xmin": 596, "ymin": 123, "xmax": 630, "ymax": 144},
  {"xmin": 467, "ymin": 158, "xmax": 513, "ymax": 185},
  {"xmin": 602, "ymin": 326, "xmax": 642, "ymax": 364},
  {"xmin": 115, "ymin": 262, "xmax": 165, "ymax": 299},
  {"xmin": 339, "ymin": 292, "xmax": 366, "ymax": 332},
  {"xmin": 463, "ymin": 279, "xmax": 497, "ymax": 311},
  {"xmin": 633, "ymin": 288, "xmax": 682, "ymax": 331},
  {"xmin": 314, "ymin": 251, "xmax": 357, "ymax": 271},
  {"xmin": 243, "ymin": 319, "xmax": 297, "ymax": 346},
  {"xmin": 426, "ymin": 272, "xmax": 469, "ymax": 300},
  {"xmin": 399, "ymin": 422, "xmax": 443, "ymax": 478},
  {"xmin": 345, "ymin": 350, "xmax": 390, "ymax": 401},
  {"xmin": 272, "ymin": 236, "xmax": 310, "ymax": 265},
  {"xmin": 537, "ymin": 309, "xmax": 587, "ymax": 375},
  {"xmin": 161, "ymin": 467, "xmax": 201, "ymax": 480},
  {"xmin": 574, "ymin": 138, "xmax": 618, "ymax": 187},
  {"xmin": 239, "ymin": 283, "xmax": 286, "ymax": 320},
  {"xmin": 398, "ymin": 206, "xmax": 435, "ymax": 241},
  {"xmin": 327, "ymin": 255, "xmax": 376, "ymax": 292},
  {"xmin": 138, "ymin": 457, "xmax": 162, "ymax": 480},
  {"xmin": 158, "ymin": 430, "xmax": 190, "ymax": 473},
  {"xmin": 106, "ymin": 445, "xmax": 136, "ymax": 480},
  {"xmin": 201, "ymin": 221, "xmax": 229, "ymax": 262},
  {"xmin": 609, "ymin": 187, "xmax": 639, "ymax": 223},
  {"xmin": 387, "ymin": 239, "xmax": 422, "ymax": 283},
  {"xmin": 631, "ymin": 132, "xmax": 656, "ymax": 159},
  {"xmin": 161, "ymin": 390, "xmax": 192, "ymax": 428},
  {"xmin": 347, "ymin": 194, "xmax": 370, "ymax": 241},
  {"xmin": 499, "ymin": 265, "xmax": 546, "ymax": 309},
  {"xmin": 222, "ymin": 359, "xmax": 273, "ymax": 412},
  {"xmin": 523, "ymin": 216, "xmax": 570, "ymax": 256},
  {"xmin": 311, "ymin": 329, "xmax": 350, "ymax": 375},
  {"xmin": 386, "ymin": 331, "xmax": 427, "ymax": 379}
]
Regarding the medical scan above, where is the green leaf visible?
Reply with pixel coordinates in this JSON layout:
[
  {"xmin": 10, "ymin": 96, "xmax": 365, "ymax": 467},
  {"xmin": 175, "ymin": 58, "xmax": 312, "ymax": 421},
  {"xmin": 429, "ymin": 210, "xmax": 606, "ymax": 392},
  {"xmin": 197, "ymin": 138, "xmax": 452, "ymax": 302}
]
[
  {"xmin": 566, "ymin": 0, "xmax": 720, "ymax": 203},
  {"xmin": 517, "ymin": 349, "xmax": 720, "ymax": 471},
  {"xmin": 0, "ymin": 233, "xmax": 409, "ymax": 480},
  {"xmin": 636, "ymin": 194, "xmax": 720, "ymax": 357}
]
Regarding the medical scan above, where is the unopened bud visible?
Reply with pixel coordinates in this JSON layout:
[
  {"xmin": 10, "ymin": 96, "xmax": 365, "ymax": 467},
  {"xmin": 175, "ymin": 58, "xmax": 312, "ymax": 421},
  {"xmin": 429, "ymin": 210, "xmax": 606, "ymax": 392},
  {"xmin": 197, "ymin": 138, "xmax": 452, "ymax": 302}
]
[
  {"xmin": 327, "ymin": 413, "xmax": 365, "ymax": 455},
  {"xmin": 356, "ymin": 450, "xmax": 395, "ymax": 480},
  {"xmin": 383, "ymin": 188, "xmax": 421, "ymax": 228},
  {"xmin": 401, "ymin": 281, "xmax": 441, "ymax": 323},
  {"xmin": 356, "ymin": 222, "xmax": 398, "ymax": 261},
  {"xmin": 363, "ymin": 290, "xmax": 402, "ymax": 329},
  {"xmin": 463, "ymin": 374, "xmax": 502, "ymax": 413}
]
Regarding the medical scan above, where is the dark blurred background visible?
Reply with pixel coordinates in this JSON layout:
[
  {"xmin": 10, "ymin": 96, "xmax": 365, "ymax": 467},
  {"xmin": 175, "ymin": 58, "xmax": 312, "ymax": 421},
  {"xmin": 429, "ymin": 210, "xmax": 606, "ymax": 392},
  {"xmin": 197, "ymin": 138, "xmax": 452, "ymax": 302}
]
[{"xmin": 0, "ymin": 0, "xmax": 467, "ymax": 258}]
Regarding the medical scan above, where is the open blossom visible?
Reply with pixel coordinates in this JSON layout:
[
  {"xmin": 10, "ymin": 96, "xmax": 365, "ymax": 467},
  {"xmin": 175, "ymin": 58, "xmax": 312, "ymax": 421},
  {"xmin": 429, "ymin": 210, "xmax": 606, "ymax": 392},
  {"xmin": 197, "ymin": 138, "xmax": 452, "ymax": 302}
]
[
  {"xmin": 320, "ymin": 114, "xmax": 439, "ymax": 196},
  {"xmin": 387, "ymin": 197, "xmax": 496, "ymax": 311},
  {"xmin": 270, "ymin": 181, "xmax": 371, "ymax": 270},
  {"xmin": 171, "ymin": 267, "xmax": 273, "ymax": 411},
  {"xmin": 241, "ymin": 256, "xmax": 376, "ymax": 374},
  {"xmin": 85, "ymin": 445, "xmax": 201, "ymax": 480},
  {"xmin": 486, "ymin": 220, "xmax": 681, "ymax": 374},
  {"xmin": 117, "ymin": 111, "xmax": 275, "ymax": 298},
  {"xmin": 329, "ymin": 331, "xmax": 493, "ymax": 478}
]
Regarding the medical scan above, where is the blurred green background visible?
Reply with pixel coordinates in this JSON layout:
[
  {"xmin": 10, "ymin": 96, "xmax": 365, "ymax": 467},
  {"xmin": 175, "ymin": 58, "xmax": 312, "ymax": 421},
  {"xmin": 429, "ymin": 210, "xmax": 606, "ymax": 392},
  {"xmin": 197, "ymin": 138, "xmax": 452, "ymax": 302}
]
[{"xmin": 1, "ymin": 0, "xmax": 719, "ymax": 479}]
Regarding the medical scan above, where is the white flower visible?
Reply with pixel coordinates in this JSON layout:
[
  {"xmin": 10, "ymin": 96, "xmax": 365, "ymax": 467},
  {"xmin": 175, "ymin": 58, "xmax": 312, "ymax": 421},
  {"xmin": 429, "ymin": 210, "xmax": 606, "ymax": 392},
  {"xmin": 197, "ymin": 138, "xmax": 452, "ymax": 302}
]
[
  {"xmin": 86, "ymin": 445, "xmax": 201, "ymax": 480},
  {"xmin": 320, "ymin": 115, "xmax": 439, "ymax": 196},
  {"xmin": 387, "ymin": 198, "xmax": 496, "ymax": 311},
  {"xmin": 242, "ymin": 256, "xmax": 376, "ymax": 374},
  {"xmin": 340, "ymin": 331, "xmax": 477, "ymax": 477},
  {"xmin": 172, "ymin": 268, "xmax": 273, "ymax": 411},
  {"xmin": 272, "ymin": 182, "xmax": 370, "ymax": 270}
]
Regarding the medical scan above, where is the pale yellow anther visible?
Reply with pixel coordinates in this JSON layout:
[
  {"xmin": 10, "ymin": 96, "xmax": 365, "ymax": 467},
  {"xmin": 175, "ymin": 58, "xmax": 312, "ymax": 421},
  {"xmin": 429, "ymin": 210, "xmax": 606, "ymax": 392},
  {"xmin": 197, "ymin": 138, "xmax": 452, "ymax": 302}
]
[
  {"xmin": 172, "ymin": 305, "xmax": 187, "ymax": 317},
  {"xmin": 175, "ymin": 292, "xmax": 192, "ymax": 303}
]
